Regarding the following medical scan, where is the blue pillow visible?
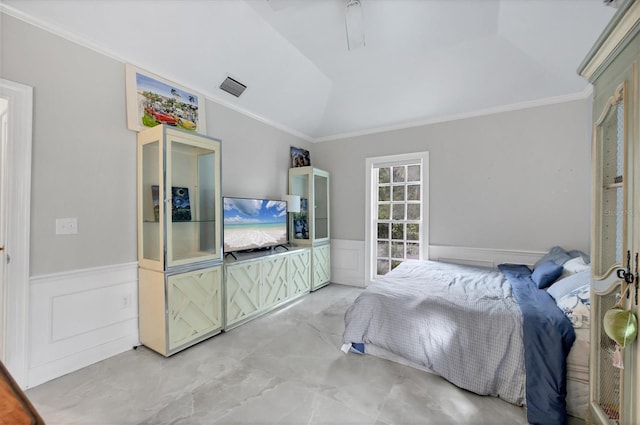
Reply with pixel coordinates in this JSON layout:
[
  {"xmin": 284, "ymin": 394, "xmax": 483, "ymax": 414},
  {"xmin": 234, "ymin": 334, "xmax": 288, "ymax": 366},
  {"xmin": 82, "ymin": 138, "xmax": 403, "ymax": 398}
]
[
  {"xmin": 533, "ymin": 246, "xmax": 572, "ymax": 270},
  {"xmin": 567, "ymin": 249, "xmax": 591, "ymax": 265},
  {"xmin": 532, "ymin": 260, "xmax": 564, "ymax": 289}
]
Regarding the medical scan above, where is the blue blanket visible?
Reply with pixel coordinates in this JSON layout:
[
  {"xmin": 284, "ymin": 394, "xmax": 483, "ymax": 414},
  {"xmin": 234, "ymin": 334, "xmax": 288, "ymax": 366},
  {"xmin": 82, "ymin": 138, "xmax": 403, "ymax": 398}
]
[{"xmin": 498, "ymin": 264, "xmax": 576, "ymax": 425}]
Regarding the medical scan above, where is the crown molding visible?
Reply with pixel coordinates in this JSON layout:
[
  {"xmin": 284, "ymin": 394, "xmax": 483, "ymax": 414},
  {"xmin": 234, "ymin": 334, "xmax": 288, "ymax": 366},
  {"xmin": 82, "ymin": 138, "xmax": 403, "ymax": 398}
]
[
  {"xmin": 1, "ymin": 4, "xmax": 593, "ymax": 145},
  {"xmin": 313, "ymin": 88, "xmax": 593, "ymax": 143},
  {"xmin": 0, "ymin": 4, "xmax": 314, "ymax": 142}
]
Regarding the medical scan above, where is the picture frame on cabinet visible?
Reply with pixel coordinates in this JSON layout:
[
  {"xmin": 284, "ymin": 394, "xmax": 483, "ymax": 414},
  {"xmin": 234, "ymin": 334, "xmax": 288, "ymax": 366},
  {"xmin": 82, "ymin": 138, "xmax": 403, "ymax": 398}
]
[
  {"xmin": 151, "ymin": 185, "xmax": 192, "ymax": 222},
  {"xmin": 290, "ymin": 146, "xmax": 311, "ymax": 168},
  {"xmin": 293, "ymin": 198, "xmax": 309, "ymax": 239},
  {"xmin": 125, "ymin": 64, "xmax": 206, "ymax": 133}
]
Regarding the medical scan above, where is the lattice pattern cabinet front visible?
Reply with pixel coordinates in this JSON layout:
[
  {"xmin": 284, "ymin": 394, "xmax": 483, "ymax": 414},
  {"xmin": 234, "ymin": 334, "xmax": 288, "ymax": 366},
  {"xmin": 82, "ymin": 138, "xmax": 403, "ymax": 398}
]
[
  {"xmin": 168, "ymin": 268, "xmax": 222, "ymax": 350},
  {"xmin": 225, "ymin": 261, "xmax": 262, "ymax": 328},
  {"xmin": 224, "ymin": 248, "xmax": 311, "ymax": 330},
  {"xmin": 137, "ymin": 125, "xmax": 223, "ymax": 356},
  {"xmin": 139, "ymin": 266, "xmax": 222, "ymax": 356},
  {"xmin": 289, "ymin": 249, "xmax": 311, "ymax": 296},
  {"xmin": 262, "ymin": 255, "xmax": 288, "ymax": 309},
  {"xmin": 313, "ymin": 244, "xmax": 331, "ymax": 290}
]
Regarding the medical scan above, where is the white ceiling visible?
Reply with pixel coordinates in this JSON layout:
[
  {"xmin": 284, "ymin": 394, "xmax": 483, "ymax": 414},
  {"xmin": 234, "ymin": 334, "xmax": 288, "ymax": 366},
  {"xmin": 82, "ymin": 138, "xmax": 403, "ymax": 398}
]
[{"xmin": 2, "ymin": 0, "xmax": 617, "ymax": 141}]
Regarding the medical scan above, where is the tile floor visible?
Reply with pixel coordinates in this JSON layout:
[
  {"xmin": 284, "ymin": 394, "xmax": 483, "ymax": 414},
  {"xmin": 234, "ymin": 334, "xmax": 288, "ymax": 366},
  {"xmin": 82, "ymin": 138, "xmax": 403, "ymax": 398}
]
[{"xmin": 26, "ymin": 284, "xmax": 585, "ymax": 425}]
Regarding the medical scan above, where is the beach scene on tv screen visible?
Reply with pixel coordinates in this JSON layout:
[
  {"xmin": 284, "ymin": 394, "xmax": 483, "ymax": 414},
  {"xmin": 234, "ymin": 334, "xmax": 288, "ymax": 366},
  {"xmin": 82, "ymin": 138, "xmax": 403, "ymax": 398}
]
[{"xmin": 224, "ymin": 198, "xmax": 287, "ymax": 252}]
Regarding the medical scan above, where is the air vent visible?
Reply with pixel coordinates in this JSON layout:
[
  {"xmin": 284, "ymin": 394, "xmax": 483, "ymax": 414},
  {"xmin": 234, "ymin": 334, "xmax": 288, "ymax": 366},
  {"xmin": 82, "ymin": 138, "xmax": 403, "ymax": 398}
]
[{"xmin": 219, "ymin": 76, "xmax": 247, "ymax": 97}]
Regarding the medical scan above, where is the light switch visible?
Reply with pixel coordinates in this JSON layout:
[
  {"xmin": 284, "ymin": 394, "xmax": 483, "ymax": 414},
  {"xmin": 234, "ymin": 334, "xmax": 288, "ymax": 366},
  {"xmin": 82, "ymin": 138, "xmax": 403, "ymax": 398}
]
[{"xmin": 56, "ymin": 218, "xmax": 78, "ymax": 235}]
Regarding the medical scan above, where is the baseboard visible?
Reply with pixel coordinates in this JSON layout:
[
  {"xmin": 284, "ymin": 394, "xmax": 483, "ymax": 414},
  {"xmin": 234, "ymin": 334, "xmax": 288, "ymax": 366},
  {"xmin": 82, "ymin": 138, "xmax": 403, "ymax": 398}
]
[
  {"xmin": 27, "ymin": 262, "xmax": 140, "ymax": 388},
  {"xmin": 331, "ymin": 240, "xmax": 546, "ymax": 288}
]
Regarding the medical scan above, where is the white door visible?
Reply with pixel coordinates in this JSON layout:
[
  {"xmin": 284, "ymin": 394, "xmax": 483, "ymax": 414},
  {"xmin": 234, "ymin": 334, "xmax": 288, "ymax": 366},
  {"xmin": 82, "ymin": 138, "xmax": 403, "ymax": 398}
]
[{"xmin": 0, "ymin": 79, "xmax": 33, "ymax": 388}]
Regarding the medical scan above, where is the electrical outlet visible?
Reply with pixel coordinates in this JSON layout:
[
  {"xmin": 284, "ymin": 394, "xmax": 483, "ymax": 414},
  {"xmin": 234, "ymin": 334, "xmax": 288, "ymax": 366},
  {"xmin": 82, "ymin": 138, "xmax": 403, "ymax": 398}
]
[
  {"xmin": 121, "ymin": 294, "xmax": 131, "ymax": 309},
  {"xmin": 55, "ymin": 218, "xmax": 78, "ymax": 235}
]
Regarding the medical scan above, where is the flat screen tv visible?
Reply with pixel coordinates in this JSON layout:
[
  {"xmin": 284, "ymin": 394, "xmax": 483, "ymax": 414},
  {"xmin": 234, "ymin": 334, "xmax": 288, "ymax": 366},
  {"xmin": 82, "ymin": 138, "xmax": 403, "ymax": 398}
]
[{"xmin": 223, "ymin": 197, "xmax": 288, "ymax": 253}]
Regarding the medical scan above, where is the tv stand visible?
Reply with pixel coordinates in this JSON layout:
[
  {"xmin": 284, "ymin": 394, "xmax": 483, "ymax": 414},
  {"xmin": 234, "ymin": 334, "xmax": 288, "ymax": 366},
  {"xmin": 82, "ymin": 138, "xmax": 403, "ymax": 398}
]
[
  {"xmin": 224, "ymin": 252, "xmax": 237, "ymax": 260},
  {"xmin": 224, "ymin": 247, "xmax": 311, "ymax": 330},
  {"xmin": 272, "ymin": 244, "xmax": 289, "ymax": 251}
]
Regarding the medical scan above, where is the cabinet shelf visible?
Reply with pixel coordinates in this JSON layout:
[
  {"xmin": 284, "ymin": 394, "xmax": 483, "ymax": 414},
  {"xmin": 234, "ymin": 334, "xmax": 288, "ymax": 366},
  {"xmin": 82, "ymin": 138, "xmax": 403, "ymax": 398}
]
[{"xmin": 143, "ymin": 219, "xmax": 218, "ymax": 224}]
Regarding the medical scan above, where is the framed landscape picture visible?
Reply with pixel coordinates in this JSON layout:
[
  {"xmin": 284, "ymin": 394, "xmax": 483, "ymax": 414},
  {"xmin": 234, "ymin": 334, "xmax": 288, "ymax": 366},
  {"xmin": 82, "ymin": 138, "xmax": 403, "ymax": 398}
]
[{"xmin": 125, "ymin": 64, "xmax": 206, "ymax": 133}]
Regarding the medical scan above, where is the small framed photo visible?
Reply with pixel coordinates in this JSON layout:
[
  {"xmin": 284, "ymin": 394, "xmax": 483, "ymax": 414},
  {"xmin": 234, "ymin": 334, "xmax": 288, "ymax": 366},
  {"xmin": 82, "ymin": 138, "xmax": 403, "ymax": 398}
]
[
  {"xmin": 290, "ymin": 146, "xmax": 310, "ymax": 168},
  {"xmin": 125, "ymin": 64, "xmax": 206, "ymax": 133}
]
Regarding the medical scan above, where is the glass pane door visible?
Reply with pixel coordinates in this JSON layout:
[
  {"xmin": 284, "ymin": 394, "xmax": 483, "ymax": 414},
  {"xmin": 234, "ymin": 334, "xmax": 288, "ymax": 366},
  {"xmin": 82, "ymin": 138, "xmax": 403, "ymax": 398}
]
[
  {"xmin": 314, "ymin": 172, "xmax": 329, "ymax": 241},
  {"xmin": 166, "ymin": 137, "xmax": 221, "ymax": 267},
  {"xmin": 140, "ymin": 140, "xmax": 162, "ymax": 263}
]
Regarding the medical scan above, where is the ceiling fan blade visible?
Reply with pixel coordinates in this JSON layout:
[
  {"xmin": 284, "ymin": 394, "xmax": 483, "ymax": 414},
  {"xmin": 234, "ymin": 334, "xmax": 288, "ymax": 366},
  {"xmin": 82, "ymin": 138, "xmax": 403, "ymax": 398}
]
[{"xmin": 346, "ymin": 0, "xmax": 365, "ymax": 51}]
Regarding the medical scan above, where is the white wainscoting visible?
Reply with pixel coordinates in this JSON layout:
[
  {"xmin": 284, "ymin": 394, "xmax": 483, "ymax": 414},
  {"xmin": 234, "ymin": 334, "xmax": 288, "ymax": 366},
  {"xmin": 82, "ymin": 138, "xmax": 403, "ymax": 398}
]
[
  {"xmin": 428, "ymin": 245, "xmax": 546, "ymax": 268},
  {"xmin": 331, "ymin": 239, "xmax": 366, "ymax": 287},
  {"xmin": 331, "ymin": 240, "xmax": 546, "ymax": 288},
  {"xmin": 28, "ymin": 262, "xmax": 139, "ymax": 388}
]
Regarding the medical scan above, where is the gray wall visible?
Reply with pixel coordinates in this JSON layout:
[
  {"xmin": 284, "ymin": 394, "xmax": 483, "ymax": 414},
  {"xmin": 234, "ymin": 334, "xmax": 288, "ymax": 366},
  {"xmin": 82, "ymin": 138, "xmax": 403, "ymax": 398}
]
[
  {"xmin": 1, "ymin": 12, "xmax": 591, "ymax": 276},
  {"xmin": 313, "ymin": 100, "xmax": 592, "ymax": 253},
  {"xmin": 1, "ymin": 14, "xmax": 311, "ymax": 276}
]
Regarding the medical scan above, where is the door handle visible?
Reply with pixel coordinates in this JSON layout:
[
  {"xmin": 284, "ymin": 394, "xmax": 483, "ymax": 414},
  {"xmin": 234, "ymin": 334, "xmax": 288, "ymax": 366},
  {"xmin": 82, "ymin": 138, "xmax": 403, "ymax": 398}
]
[{"xmin": 616, "ymin": 250, "xmax": 635, "ymax": 284}]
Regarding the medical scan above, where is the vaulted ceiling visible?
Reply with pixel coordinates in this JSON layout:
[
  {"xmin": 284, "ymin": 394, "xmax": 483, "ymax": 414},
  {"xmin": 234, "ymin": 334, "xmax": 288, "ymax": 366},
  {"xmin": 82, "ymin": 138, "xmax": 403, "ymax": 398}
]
[{"xmin": 1, "ymin": 0, "xmax": 617, "ymax": 141}]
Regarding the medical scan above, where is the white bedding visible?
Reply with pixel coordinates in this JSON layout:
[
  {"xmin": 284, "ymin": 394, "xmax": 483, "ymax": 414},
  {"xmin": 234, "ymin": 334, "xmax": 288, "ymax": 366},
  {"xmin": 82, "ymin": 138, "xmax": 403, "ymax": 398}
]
[
  {"xmin": 343, "ymin": 260, "xmax": 526, "ymax": 405},
  {"xmin": 342, "ymin": 260, "xmax": 590, "ymax": 419}
]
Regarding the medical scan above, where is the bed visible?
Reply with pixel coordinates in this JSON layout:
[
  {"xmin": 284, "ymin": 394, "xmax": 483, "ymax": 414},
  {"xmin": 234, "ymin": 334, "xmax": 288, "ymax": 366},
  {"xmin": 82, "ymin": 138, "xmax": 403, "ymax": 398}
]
[{"xmin": 341, "ymin": 249, "xmax": 591, "ymax": 425}]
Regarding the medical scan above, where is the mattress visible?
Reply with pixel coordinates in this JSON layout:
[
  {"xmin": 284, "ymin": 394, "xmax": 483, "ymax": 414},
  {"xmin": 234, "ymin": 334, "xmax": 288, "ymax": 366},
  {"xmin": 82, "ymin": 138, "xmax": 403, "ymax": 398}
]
[
  {"xmin": 565, "ymin": 327, "xmax": 590, "ymax": 419},
  {"xmin": 567, "ymin": 327, "xmax": 589, "ymax": 383}
]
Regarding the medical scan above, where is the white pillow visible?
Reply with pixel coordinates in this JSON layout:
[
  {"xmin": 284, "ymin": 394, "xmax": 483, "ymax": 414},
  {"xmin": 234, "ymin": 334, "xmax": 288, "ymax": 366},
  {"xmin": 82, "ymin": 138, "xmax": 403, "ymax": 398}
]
[
  {"xmin": 559, "ymin": 256, "xmax": 590, "ymax": 279},
  {"xmin": 547, "ymin": 269, "xmax": 591, "ymax": 300},
  {"xmin": 556, "ymin": 284, "xmax": 591, "ymax": 328}
]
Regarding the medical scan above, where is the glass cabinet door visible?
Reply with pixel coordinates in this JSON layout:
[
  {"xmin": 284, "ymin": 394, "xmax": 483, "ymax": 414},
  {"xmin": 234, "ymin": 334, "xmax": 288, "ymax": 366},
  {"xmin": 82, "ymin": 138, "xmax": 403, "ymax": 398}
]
[
  {"xmin": 313, "ymin": 170, "xmax": 330, "ymax": 242},
  {"xmin": 288, "ymin": 166, "xmax": 330, "ymax": 245},
  {"xmin": 289, "ymin": 170, "xmax": 310, "ymax": 244},
  {"xmin": 138, "ymin": 125, "xmax": 222, "ymax": 271},
  {"xmin": 166, "ymin": 134, "xmax": 221, "ymax": 267},
  {"xmin": 139, "ymin": 138, "xmax": 163, "ymax": 269}
]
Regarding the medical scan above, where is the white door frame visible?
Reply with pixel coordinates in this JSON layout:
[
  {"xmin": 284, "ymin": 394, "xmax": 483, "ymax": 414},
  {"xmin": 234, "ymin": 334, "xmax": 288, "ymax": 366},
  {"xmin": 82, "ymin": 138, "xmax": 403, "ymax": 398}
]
[
  {"xmin": 364, "ymin": 151, "xmax": 429, "ymax": 285},
  {"xmin": 0, "ymin": 79, "xmax": 33, "ymax": 388}
]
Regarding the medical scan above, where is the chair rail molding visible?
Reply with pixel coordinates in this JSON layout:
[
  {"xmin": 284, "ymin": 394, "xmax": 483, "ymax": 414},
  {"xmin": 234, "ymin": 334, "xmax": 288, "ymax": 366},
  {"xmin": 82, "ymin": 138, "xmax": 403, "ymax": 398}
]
[
  {"xmin": 428, "ymin": 245, "xmax": 546, "ymax": 269},
  {"xmin": 332, "ymin": 241, "xmax": 546, "ymax": 288}
]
